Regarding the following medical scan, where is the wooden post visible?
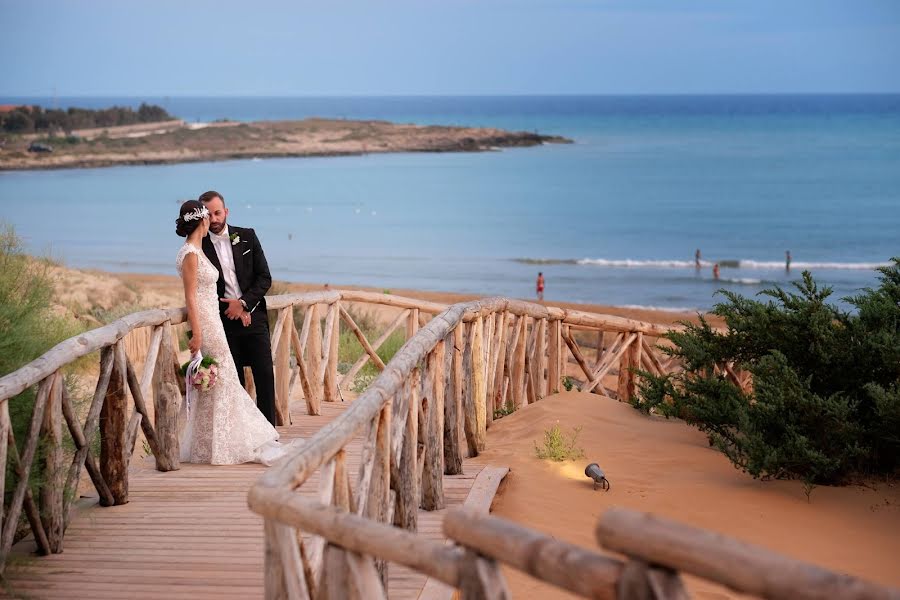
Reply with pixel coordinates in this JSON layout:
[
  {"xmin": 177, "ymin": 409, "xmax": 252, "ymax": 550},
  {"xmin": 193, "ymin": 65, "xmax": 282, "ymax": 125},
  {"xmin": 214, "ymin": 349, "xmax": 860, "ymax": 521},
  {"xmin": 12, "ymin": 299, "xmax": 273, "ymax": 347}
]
[
  {"xmin": 274, "ymin": 307, "xmax": 294, "ymax": 423},
  {"xmin": 60, "ymin": 386, "xmax": 114, "ymax": 513},
  {"xmin": 39, "ymin": 371, "xmax": 64, "ymax": 553},
  {"xmin": 307, "ymin": 304, "xmax": 323, "ymax": 404},
  {"xmin": 123, "ymin": 353, "xmax": 171, "ymax": 470},
  {"xmin": 500, "ymin": 315, "xmax": 520, "ymax": 412},
  {"xmin": 0, "ymin": 401, "xmax": 8, "ymax": 543},
  {"xmin": 100, "ymin": 342, "xmax": 129, "ymax": 505},
  {"xmin": 444, "ymin": 329, "xmax": 463, "ymax": 475},
  {"xmin": 535, "ymin": 318, "xmax": 547, "ymax": 401},
  {"xmin": 290, "ymin": 323, "xmax": 318, "ymax": 416},
  {"xmin": 0, "ymin": 376, "xmax": 52, "ymax": 569},
  {"xmin": 617, "ymin": 332, "xmax": 642, "ymax": 402},
  {"xmin": 472, "ymin": 317, "xmax": 487, "ymax": 452},
  {"xmin": 322, "ymin": 544, "xmax": 352, "ymax": 600},
  {"xmin": 391, "ymin": 377, "xmax": 418, "ymax": 531},
  {"xmin": 153, "ymin": 322, "xmax": 181, "ymax": 470},
  {"xmin": 263, "ymin": 519, "xmax": 289, "ymax": 600},
  {"xmin": 511, "ymin": 317, "xmax": 527, "ymax": 409},
  {"xmin": 364, "ymin": 401, "xmax": 392, "ymax": 586},
  {"xmin": 461, "ymin": 322, "xmax": 479, "ymax": 458},
  {"xmin": 422, "ymin": 342, "xmax": 445, "ymax": 510},
  {"xmin": 489, "ymin": 311, "xmax": 508, "ymax": 416},
  {"xmin": 323, "ymin": 302, "xmax": 340, "ymax": 403},
  {"xmin": 407, "ymin": 307, "xmax": 420, "ymax": 341},
  {"xmin": 548, "ymin": 319, "xmax": 562, "ymax": 395},
  {"xmin": 458, "ymin": 549, "xmax": 511, "ymax": 600}
]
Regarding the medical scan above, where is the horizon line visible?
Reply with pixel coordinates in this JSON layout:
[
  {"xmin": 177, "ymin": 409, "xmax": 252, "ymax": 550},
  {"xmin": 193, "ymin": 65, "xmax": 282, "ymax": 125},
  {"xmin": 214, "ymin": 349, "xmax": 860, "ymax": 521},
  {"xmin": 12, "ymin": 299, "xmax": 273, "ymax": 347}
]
[{"xmin": 3, "ymin": 91, "xmax": 900, "ymax": 100}]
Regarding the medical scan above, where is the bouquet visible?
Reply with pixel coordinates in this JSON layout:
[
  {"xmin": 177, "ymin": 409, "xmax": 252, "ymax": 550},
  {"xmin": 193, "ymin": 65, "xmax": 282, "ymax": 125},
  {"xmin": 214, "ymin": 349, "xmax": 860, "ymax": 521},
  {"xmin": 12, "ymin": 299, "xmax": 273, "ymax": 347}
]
[{"xmin": 180, "ymin": 353, "xmax": 220, "ymax": 393}]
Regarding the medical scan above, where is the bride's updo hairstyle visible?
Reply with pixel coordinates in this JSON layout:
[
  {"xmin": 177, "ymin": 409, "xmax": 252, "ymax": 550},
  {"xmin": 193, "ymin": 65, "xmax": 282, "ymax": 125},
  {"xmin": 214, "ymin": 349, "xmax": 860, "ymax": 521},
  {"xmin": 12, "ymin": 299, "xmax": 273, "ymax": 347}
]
[{"xmin": 176, "ymin": 200, "xmax": 208, "ymax": 237}]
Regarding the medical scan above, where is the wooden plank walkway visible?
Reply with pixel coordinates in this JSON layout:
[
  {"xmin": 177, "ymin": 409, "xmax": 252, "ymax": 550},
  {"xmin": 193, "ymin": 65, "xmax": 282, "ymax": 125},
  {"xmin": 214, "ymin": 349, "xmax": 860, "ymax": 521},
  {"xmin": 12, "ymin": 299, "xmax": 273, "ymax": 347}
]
[{"xmin": 3, "ymin": 398, "xmax": 496, "ymax": 600}]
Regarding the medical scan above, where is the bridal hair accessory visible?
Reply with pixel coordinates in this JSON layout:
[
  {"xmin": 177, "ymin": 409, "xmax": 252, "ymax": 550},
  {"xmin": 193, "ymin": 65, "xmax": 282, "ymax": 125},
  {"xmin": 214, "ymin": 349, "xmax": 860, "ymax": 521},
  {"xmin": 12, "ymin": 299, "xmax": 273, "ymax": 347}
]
[
  {"xmin": 182, "ymin": 206, "xmax": 209, "ymax": 222},
  {"xmin": 180, "ymin": 352, "xmax": 219, "ymax": 415}
]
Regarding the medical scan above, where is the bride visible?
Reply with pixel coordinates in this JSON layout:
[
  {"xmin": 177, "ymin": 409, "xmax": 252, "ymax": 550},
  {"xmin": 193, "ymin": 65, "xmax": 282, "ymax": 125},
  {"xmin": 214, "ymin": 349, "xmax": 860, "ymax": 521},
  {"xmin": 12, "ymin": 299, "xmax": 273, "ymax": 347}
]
[{"xmin": 175, "ymin": 200, "xmax": 293, "ymax": 466}]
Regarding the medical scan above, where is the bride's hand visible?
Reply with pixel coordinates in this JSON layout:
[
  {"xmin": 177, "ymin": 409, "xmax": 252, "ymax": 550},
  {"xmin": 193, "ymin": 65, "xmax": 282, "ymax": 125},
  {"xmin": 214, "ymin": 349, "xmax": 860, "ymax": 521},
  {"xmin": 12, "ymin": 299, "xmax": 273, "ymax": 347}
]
[{"xmin": 189, "ymin": 332, "xmax": 202, "ymax": 354}]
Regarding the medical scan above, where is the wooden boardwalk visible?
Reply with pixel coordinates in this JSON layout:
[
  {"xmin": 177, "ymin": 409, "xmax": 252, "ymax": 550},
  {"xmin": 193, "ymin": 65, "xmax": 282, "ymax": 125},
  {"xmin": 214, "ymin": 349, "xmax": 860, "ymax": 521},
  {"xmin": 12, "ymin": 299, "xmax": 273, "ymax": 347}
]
[{"xmin": 3, "ymin": 399, "xmax": 500, "ymax": 600}]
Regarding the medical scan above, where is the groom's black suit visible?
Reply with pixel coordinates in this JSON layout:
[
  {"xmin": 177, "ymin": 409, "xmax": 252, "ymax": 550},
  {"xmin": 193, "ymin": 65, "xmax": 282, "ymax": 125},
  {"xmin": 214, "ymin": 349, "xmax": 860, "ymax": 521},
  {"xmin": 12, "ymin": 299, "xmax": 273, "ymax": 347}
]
[{"xmin": 202, "ymin": 226, "xmax": 277, "ymax": 426}]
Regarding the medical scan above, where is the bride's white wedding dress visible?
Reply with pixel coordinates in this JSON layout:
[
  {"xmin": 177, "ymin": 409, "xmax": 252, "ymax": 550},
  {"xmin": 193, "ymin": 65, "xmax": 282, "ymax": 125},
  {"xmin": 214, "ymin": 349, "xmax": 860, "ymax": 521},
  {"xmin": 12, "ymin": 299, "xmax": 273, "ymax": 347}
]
[{"xmin": 176, "ymin": 243, "xmax": 294, "ymax": 466}]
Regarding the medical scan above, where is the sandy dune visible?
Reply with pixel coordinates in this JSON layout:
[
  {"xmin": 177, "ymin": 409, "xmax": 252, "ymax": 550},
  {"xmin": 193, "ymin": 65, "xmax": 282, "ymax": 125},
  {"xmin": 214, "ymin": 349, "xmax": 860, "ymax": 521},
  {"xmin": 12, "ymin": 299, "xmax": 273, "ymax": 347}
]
[{"xmin": 481, "ymin": 392, "xmax": 900, "ymax": 598}]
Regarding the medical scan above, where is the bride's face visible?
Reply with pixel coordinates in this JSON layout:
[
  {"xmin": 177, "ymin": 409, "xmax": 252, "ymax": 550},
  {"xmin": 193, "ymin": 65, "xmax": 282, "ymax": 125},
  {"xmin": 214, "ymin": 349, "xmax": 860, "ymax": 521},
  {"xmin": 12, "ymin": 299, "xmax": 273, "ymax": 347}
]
[{"xmin": 200, "ymin": 216, "xmax": 210, "ymax": 237}]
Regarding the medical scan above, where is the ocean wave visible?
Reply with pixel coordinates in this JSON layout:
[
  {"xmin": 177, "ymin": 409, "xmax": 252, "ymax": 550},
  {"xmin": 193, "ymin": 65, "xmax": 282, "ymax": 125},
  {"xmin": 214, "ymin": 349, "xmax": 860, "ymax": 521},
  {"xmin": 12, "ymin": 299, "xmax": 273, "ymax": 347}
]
[
  {"xmin": 513, "ymin": 257, "xmax": 887, "ymax": 271},
  {"xmin": 619, "ymin": 304, "xmax": 700, "ymax": 313},
  {"xmin": 737, "ymin": 260, "xmax": 888, "ymax": 271}
]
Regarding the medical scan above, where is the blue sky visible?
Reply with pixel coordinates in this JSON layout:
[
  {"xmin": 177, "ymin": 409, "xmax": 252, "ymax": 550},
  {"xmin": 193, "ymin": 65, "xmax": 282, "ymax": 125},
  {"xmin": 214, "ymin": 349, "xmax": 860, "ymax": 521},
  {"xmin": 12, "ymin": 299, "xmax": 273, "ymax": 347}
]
[{"xmin": 3, "ymin": 0, "xmax": 899, "ymax": 96}]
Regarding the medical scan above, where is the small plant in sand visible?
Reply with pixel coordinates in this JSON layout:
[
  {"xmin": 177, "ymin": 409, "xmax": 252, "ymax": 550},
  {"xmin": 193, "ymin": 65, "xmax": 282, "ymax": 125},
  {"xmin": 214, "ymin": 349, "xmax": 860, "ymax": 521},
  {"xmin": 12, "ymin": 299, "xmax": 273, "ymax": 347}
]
[
  {"xmin": 534, "ymin": 422, "xmax": 585, "ymax": 461},
  {"xmin": 493, "ymin": 404, "xmax": 515, "ymax": 419},
  {"xmin": 562, "ymin": 376, "xmax": 575, "ymax": 391}
]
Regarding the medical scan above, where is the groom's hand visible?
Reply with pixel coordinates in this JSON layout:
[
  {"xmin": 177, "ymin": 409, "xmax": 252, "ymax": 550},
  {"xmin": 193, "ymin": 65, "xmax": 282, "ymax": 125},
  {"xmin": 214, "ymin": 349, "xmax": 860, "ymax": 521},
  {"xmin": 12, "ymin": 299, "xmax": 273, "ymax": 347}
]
[
  {"xmin": 220, "ymin": 298, "xmax": 244, "ymax": 319},
  {"xmin": 240, "ymin": 311, "xmax": 252, "ymax": 327}
]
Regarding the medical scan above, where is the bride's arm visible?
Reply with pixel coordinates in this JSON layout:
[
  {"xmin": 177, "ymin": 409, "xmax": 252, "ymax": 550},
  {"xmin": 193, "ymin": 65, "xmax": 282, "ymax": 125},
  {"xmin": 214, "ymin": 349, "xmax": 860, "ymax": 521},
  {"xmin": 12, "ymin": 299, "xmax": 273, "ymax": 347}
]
[{"xmin": 181, "ymin": 253, "xmax": 203, "ymax": 353}]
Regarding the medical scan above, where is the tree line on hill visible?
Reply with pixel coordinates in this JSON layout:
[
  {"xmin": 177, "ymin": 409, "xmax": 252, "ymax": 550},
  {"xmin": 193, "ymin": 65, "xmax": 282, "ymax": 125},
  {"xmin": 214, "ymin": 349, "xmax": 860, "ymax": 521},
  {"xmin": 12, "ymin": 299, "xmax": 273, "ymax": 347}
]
[{"xmin": 1, "ymin": 103, "xmax": 174, "ymax": 134}]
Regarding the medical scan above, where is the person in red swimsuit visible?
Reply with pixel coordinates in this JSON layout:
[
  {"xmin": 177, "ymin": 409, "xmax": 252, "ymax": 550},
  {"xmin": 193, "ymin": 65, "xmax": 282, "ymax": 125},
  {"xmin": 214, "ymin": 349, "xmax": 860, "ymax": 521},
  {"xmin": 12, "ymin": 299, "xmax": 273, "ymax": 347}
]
[{"xmin": 536, "ymin": 272, "xmax": 545, "ymax": 301}]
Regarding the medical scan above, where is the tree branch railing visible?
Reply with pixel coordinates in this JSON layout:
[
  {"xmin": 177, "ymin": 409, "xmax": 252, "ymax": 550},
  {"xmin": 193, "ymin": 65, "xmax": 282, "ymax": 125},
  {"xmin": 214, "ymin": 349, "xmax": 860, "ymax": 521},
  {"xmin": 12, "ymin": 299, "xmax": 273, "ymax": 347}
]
[{"xmin": 4, "ymin": 290, "xmax": 874, "ymax": 600}]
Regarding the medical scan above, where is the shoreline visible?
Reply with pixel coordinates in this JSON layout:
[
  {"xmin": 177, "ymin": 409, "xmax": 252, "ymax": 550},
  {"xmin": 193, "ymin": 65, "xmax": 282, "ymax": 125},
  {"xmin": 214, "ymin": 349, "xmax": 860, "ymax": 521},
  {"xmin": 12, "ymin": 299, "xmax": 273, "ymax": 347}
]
[
  {"xmin": 115, "ymin": 271, "xmax": 711, "ymax": 327},
  {"xmin": 0, "ymin": 117, "xmax": 572, "ymax": 171},
  {"xmin": 44, "ymin": 261, "xmax": 716, "ymax": 331}
]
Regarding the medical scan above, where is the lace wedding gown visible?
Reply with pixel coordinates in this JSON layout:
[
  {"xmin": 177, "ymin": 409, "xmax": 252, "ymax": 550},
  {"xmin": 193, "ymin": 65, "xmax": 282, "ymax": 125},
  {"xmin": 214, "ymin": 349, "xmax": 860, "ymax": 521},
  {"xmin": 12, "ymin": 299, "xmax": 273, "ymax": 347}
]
[{"xmin": 176, "ymin": 243, "xmax": 291, "ymax": 466}]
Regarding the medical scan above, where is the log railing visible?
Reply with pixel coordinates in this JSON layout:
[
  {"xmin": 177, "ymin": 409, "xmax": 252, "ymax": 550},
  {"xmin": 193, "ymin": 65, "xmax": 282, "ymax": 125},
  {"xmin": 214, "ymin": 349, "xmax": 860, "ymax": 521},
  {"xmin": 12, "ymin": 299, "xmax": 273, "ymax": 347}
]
[
  {"xmin": 2, "ymin": 290, "xmax": 877, "ymax": 599},
  {"xmin": 0, "ymin": 307, "xmax": 190, "ymax": 571},
  {"xmin": 0, "ymin": 288, "xmax": 679, "ymax": 576},
  {"xmin": 245, "ymin": 293, "xmax": 896, "ymax": 600}
]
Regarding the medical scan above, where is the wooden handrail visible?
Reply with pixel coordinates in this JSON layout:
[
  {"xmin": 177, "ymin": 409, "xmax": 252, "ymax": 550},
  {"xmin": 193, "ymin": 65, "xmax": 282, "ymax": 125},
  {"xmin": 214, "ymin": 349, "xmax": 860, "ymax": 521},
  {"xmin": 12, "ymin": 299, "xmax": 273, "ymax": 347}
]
[
  {"xmin": 444, "ymin": 508, "xmax": 623, "ymax": 600},
  {"xmin": 597, "ymin": 508, "xmax": 900, "ymax": 600},
  {"xmin": 248, "ymin": 487, "xmax": 465, "ymax": 587},
  {"xmin": 0, "ymin": 307, "xmax": 186, "ymax": 402},
  {"xmin": 1, "ymin": 289, "xmax": 694, "ymax": 595}
]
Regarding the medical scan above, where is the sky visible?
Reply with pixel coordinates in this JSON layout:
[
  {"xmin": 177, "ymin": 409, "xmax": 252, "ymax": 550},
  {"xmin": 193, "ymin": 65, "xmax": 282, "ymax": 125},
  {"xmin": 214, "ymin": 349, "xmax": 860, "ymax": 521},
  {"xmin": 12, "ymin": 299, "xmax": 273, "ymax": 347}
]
[{"xmin": 2, "ymin": 0, "xmax": 900, "ymax": 97}]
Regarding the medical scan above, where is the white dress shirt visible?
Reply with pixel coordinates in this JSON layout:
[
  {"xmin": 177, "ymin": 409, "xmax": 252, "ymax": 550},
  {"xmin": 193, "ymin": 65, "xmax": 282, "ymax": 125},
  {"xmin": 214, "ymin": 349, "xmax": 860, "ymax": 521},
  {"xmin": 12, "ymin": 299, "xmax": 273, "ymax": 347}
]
[{"xmin": 209, "ymin": 225, "xmax": 244, "ymax": 301}]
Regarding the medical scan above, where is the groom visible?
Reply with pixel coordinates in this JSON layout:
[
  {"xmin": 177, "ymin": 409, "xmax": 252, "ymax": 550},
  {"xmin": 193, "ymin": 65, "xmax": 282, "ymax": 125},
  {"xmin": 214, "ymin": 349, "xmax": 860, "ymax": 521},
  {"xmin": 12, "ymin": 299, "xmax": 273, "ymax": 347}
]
[{"xmin": 199, "ymin": 190, "xmax": 277, "ymax": 426}]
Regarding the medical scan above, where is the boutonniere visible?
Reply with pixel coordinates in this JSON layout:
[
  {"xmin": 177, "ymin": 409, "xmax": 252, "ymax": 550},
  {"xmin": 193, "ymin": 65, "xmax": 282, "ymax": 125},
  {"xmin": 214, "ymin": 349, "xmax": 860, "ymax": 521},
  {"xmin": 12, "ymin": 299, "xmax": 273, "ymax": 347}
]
[{"xmin": 229, "ymin": 232, "xmax": 241, "ymax": 246}]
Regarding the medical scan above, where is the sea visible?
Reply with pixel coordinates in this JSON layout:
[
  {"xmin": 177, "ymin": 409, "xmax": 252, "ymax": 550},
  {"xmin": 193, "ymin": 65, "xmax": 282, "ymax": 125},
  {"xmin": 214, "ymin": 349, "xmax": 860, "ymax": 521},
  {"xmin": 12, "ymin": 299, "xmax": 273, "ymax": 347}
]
[{"xmin": 1, "ymin": 95, "xmax": 898, "ymax": 312}]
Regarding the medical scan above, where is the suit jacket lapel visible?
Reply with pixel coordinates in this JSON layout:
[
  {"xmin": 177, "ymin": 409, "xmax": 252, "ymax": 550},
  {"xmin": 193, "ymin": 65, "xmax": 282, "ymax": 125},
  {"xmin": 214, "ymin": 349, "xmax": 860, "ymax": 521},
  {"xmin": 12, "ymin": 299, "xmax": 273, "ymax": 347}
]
[{"xmin": 229, "ymin": 226, "xmax": 246, "ymax": 282}]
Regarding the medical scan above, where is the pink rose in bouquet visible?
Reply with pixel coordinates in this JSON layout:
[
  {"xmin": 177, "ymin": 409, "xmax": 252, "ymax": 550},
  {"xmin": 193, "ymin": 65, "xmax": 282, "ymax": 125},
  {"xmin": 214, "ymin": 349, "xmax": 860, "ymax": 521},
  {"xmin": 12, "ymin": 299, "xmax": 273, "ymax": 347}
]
[{"xmin": 180, "ymin": 355, "xmax": 220, "ymax": 392}]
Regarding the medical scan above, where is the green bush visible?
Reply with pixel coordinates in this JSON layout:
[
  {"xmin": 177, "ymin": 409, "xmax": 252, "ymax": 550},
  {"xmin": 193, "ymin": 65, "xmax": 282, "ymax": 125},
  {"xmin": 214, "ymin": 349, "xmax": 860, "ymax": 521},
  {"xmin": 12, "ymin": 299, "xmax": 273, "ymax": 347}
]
[
  {"xmin": 534, "ymin": 424, "xmax": 585, "ymax": 461},
  {"xmin": 633, "ymin": 260, "xmax": 900, "ymax": 486},
  {"xmin": 0, "ymin": 224, "xmax": 85, "ymax": 541}
]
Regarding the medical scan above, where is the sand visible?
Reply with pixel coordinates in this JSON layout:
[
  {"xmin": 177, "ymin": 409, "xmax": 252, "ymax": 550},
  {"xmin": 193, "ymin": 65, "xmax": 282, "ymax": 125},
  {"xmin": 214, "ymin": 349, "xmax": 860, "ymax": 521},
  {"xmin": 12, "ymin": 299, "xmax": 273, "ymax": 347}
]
[{"xmin": 480, "ymin": 392, "xmax": 900, "ymax": 598}]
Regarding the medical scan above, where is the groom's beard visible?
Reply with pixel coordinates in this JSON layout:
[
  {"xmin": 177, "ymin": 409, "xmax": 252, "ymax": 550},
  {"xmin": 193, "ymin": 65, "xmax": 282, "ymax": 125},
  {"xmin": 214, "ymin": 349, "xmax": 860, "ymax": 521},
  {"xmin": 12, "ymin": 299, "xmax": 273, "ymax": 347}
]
[{"xmin": 209, "ymin": 221, "xmax": 226, "ymax": 234}]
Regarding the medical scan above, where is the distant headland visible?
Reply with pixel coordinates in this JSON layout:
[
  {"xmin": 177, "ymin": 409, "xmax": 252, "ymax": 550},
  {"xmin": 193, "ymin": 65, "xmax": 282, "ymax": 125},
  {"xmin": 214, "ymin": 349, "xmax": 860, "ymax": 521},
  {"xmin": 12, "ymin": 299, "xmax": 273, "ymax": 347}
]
[{"xmin": 0, "ymin": 103, "xmax": 571, "ymax": 171}]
